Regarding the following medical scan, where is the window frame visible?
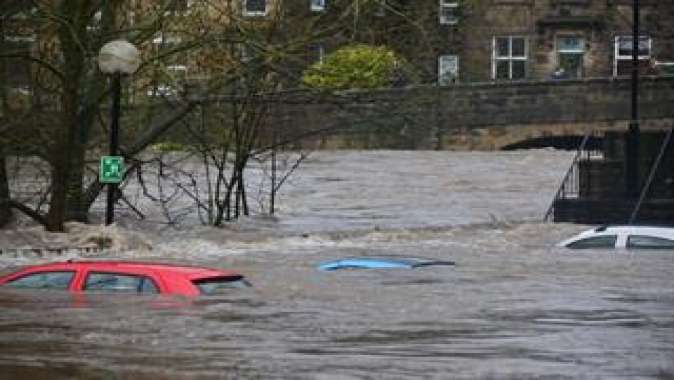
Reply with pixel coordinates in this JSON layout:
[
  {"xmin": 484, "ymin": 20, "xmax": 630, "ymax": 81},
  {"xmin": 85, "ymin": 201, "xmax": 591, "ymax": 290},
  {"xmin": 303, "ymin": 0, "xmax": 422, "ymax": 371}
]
[
  {"xmin": 613, "ymin": 35, "xmax": 652, "ymax": 77},
  {"xmin": 3, "ymin": 35, "xmax": 35, "ymax": 91},
  {"xmin": 308, "ymin": 43, "xmax": 325, "ymax": 65},
  {"xmin": 439, "ymin": 0, "xmax": 459, "ymax": 25},
  {"xmin": 83, "ymin": 271, "xmax": 160, "ymax": 294},
  {"xmin": 149, "ymin": 35, "xmax": 187, "ymax": 97},
  {"xmin": 164, "ymin": 0, "xmax": 192, "ymax": 14},
  {"xmin": 311, "ymin": 0, "xmax": 326, "ymax": 12},
  {"xmin": 438, "ymin": 54, "xmax": 459, "ymax": 85},
  {"xmin": 147, "ymin": 64, "xmax": 188, "ymax": 97},
  {"xmin": 556, "ymin": 36, "xmax": 585, "ymax": 54},
  {"xmin": 243, "ymin": 0, "xmax": 268, "ymax": 17},
  {"xmin": 492, "ymin": 36, "xmax": 528, "ymax": 80},
  {"xmin": 555, "ymin": 35, "xmax": 585, "ymax": 78}
]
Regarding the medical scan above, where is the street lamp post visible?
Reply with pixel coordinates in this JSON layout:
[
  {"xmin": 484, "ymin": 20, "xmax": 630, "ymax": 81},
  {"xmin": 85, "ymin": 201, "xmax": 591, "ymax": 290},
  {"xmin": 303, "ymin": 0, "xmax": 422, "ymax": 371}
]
[
  {"xmin": 626, "ymin": 0, "xmax": 640, "ymax": 198},
  {"xmin": 98, "ymin": 40, "xmax": 140, "ymax": 225}
]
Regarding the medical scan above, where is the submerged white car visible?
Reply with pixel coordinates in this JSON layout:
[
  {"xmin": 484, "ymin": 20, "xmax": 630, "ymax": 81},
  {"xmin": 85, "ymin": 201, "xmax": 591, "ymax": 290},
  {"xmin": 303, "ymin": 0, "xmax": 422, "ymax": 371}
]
[{"xmin": 558, "ymin": 225, "xmax": 674, "ymax": 250}]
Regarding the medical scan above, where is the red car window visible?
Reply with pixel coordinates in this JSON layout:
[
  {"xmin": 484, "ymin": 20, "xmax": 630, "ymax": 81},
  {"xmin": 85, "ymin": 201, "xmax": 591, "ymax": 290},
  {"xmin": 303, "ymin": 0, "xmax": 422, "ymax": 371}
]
[
  {"xmin": 193, "ymin": 276, "xmax": 251, "ymax": 295},
  {"xmin": 4, "ymin": 271, "xmax": 75, "ymax": 290},
  {"xmin": 83, "ymin": 272, "xmax": 159, "ymax": 294}
]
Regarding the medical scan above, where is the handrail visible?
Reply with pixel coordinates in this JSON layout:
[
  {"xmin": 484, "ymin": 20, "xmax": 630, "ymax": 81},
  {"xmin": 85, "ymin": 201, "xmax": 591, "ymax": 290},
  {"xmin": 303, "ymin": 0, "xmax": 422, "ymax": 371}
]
[
  {"xmin": 543, "ymin": 132, "xmax": 593, "ymax": 221},
  {"xmin": 628, "ymin": 127, "xmax": 673, "ymax": 224}
]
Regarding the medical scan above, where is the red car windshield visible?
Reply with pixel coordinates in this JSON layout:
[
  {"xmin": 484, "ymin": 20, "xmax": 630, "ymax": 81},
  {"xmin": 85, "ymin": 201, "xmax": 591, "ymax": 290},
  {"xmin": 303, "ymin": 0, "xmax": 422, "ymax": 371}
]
[{"xmin": 192, "ymin": 276, "xmax": 251, "ymax": 295}]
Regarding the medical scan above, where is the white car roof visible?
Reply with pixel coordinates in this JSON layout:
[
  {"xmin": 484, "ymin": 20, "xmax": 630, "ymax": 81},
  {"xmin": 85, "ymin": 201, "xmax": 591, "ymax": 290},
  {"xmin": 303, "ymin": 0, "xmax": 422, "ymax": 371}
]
[
  {"xmin": 596, "ymin": 225, "xmax": 674, "ymax": 237},
  {"xmin": 558, "ymin": 225, "xmax": 674, "ymax": 247}
]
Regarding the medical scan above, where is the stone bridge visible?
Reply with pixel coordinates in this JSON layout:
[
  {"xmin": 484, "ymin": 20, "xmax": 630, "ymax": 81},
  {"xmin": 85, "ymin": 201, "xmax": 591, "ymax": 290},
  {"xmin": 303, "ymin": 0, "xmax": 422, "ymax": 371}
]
[{"xmin": 284, "ymin": 76, "xmax": 674, "ymax": 150}]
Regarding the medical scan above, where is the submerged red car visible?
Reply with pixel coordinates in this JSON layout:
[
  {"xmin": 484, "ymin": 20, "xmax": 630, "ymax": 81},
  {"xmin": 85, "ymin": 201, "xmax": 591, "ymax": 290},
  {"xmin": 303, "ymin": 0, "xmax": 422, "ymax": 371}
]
[{"xmin": 0, "ymin": 260, "xmax": 250, "ymax": 296}]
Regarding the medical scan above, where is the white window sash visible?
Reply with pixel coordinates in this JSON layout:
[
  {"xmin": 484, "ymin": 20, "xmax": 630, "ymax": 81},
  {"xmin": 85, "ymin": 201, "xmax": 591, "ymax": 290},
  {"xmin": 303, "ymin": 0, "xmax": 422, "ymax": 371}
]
[
  {"xmin": 311, "ymin": 0, "xmax": 325, "ymax": 12},
  {"xmin": 614, "ymin": 36, "xmax": 651, "ymax": 60},
  {"xmin": 438, "ymin": 55, "xmax": 459, "ymax": 85},
  {"xmin": 613, "ymin": 35, "xmax": 652, "ymax": 77},
  {"xmin": 492, "ymin": 36, "xmax": 527, "ymax": 80},
  {"xmin": 556, "ymin": 36, "xmax": 585, "ymax": 54},
  {"xmin": 153, "ymin": 33, "xmax": 182, "ymax": 45},
  {"xmin": 243, "ymin": 0, "xmax": 267, "ymax": 16},
  {"xmin": 167, "ymin": 64, "xmax": 188, "ymax": 72},
  {"xmin": 439, "ymin": 0, "xmax": 459, "ymax": 25}
]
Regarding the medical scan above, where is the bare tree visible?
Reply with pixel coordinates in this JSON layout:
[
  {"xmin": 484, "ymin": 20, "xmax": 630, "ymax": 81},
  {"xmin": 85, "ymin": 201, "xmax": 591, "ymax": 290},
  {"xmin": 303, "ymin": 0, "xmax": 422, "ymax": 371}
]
[{"xmin": 0, "ymin": 0, "xmax": 449, "ymax": 230}]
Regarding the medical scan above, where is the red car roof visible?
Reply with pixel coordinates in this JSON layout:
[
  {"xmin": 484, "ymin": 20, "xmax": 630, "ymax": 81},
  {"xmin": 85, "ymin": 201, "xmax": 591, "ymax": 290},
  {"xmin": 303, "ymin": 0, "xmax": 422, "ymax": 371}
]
[
  {"xmin": 4, "ymin": 261, "xmax": 240, "ymax": 280},
  {"xmin": 0, "ymin": 260, "xmax": 247, "ymax": 297}
]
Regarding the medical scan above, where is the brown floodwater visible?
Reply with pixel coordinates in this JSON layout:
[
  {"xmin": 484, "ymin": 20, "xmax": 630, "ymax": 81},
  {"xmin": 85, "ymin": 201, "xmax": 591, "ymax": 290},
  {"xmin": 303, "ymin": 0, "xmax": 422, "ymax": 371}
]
[{"xmin": 1, "ymin": 151, "xmax": 672, "ymax": 379}]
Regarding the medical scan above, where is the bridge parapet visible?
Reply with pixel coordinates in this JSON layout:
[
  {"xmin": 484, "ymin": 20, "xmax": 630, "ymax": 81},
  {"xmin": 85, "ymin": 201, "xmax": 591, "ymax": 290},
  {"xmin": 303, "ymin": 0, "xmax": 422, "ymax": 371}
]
[{"xmin": 307, "ymin": 76, "xmax": 674, "ymax": 150}]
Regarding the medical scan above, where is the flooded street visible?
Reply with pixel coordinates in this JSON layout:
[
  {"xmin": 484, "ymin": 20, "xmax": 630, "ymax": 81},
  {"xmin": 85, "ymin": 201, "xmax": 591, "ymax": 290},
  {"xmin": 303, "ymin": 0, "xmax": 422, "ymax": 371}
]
[{"xmin": 1, "ymin": 150, "xmax": 673, "ymax": 379}]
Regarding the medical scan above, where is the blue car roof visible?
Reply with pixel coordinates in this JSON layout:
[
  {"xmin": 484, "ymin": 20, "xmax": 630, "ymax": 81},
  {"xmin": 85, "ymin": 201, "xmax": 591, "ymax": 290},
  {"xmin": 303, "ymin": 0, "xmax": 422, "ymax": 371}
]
[{"xmin": 317, "ymin": 256, "xmax": 455, "ymax": 271}]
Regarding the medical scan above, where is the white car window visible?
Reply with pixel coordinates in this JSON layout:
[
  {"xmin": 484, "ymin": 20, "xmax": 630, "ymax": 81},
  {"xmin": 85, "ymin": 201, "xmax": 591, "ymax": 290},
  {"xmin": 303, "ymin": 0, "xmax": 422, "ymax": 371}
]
[
  {"xmin": 566, "ymin": 235, "xmax": 617, "ymax": 249},
  {"xmin": 627, "ymin": 235, "xmax": 674, "ymax": 249}
]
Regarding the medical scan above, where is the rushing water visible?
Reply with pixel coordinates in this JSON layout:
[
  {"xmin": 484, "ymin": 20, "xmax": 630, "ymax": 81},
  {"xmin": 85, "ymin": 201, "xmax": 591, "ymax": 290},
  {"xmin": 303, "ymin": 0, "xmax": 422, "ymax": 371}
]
[{"xmin": 1, "ymin": 150, "xmax": 673, "ymax": 379}]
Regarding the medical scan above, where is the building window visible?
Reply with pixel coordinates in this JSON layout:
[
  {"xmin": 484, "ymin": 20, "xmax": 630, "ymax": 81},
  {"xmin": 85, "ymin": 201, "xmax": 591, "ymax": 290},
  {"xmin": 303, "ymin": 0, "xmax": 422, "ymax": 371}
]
[
  {"xmin": 493, "ymin": 36, "xmax": 527, "ymax": 80},
  {"xmin": 166, "ymin": 0, "xmax": 190, "ymax": 13},
  {"xmin": 375, "ymin": 0, "xmax": 386, "ymax": 17},
  {"xmin": 311, "ymin": 0, "xmax": 326, "ymax": 12},
  {"xmin": 308, "ymin": 44, "xmax": 325, "ymax": 65},
  {"xmin": 556, "ymin": 36, "xmax": 584, "ymax": 78},
  {"xmin": 614, "ymin": 35, "xmax": 651, "ymax": 77},
  {"xmin": 3, "ymin": 36, "xmax": 34, "ymax": 90},
  {"xmin": 438, "ymin": 55, "xmax": 459, "ymax": 85},
  {"xmin": 153, "ymin": 33, "xmax": 182, "ymax": 53},
  {"xmin": 5, "ymin": 3, "xmax": 36, "ymax": 19},
  {"xmin": 243, "ymin": 0, "xmax": 267, "ymax": 16},
  {"xmin": 87, "ymin": 11, "xmax": 102, "ymax": 31},
  {"xmin": 150, "ymin": 35, "xmax": 187, "ymax": 97},
  {"xmin": 439, "ymin": 0, "xmax": 459, "ymax": 25},
  {"xmin": 148, "ymin": 64, "xmax": 187, "ymax": 97}
]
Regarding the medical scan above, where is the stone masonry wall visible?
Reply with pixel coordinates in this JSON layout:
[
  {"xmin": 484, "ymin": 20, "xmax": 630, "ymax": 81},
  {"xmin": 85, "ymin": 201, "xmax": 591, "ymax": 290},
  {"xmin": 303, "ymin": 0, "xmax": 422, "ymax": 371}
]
[{"xmin": 290, "ymin": 76, "xmax": 674, "ymax": 150}]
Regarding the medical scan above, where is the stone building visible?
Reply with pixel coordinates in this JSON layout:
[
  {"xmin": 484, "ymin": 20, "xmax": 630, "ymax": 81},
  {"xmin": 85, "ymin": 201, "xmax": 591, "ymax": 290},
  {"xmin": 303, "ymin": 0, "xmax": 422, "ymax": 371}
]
[
  {"xmin": 261, "ymin": 0, "xmax": 674, "ymax": 85},
  {"xmin": 456, "ymin": 0, "xmax": 674, "ymax": 82},
  {"xmin": 4, "ymin": 1, "xmax": 673, "ymax": 94}
]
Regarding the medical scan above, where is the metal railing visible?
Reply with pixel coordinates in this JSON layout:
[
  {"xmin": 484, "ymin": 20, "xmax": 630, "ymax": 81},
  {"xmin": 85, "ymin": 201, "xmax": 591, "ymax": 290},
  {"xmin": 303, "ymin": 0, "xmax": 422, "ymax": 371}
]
[{"xmin": 543, "ymin": 130, "xmax": 602, "ymax": 221}]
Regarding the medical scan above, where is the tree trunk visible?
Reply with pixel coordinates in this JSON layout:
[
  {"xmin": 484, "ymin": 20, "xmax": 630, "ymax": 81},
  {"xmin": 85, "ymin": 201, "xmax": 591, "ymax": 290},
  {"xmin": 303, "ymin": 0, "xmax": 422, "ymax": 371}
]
[
  {"xmin": 46, "ymin": 3, "xmax": 86, "ymax": 232},
  {"xmin": 65, "ymin": 143, "xmax": 87, "ymax": 222},
  {"xmin": 0, "ymin": 18, "xmax": 11, "ymax": 227},
  {"xmin": 46, "ymin": 87, "xmax": 78, "ymax": 232},
  {"xmin": 0, "ymin": 153, "xmax": 11, "ymax": 227}
]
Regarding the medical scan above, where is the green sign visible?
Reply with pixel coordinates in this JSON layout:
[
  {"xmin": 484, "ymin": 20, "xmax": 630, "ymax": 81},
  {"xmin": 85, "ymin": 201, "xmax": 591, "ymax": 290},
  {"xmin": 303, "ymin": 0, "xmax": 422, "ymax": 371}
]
[{"xmin": 100, "ymin": 156, "xmax": 125, "ymax": 184}]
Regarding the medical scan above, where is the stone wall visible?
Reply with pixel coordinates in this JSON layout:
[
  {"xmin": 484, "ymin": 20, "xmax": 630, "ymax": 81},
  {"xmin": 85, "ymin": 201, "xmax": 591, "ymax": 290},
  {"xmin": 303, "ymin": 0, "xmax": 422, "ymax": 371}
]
[
  {"xmin": 290, "ymin": 76, "xmax": 674, "ymax": 150},
  {"xmin": 431, "ymin": 76, "xmax": 674, "ymax": 127}
]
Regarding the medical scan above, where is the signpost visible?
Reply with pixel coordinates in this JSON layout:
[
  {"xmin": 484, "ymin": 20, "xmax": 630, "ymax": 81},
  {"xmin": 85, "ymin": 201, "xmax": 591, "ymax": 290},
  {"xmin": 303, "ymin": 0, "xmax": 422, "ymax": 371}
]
[{"xmin": 99, "ymin": 156, "xmax": 125, "ymax": 184}]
